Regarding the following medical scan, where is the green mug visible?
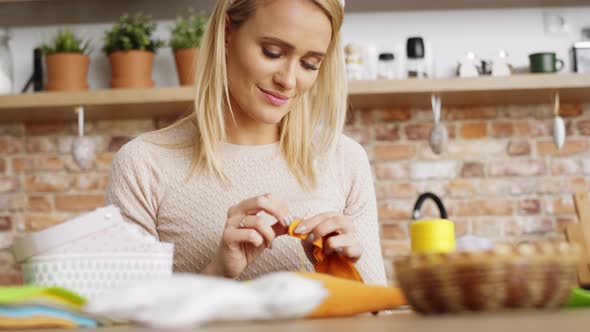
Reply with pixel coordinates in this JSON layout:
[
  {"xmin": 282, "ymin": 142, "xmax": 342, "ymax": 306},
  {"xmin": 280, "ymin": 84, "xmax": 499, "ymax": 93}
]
[{"xmin": 529, "ymin": 52, "xmax": 564, "ymax": 73}]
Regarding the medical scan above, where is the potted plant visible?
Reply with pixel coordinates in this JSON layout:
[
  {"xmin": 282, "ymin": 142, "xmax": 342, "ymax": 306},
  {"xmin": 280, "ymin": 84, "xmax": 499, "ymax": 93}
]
[
  {"xmin": 103, "ymin": 13, "xmax": 165, "ymax": 88},
  {"xmin": 40, "ymin": 28, "xmax": 91, "ymax": 91},
  {"xmin": 169, "ymin": 10, "xmax": 207, "ymax": 86}
]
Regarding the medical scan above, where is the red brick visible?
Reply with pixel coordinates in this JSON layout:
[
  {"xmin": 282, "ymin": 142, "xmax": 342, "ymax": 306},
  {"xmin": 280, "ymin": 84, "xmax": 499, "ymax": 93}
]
[
  {"xmin": 381, "ymin": 223, "xmax": 407, "ymax": 240},
  {"xmin": 11, "ymin": 157, "xmax": 33, "ymax": 173},
  {"xmin": 507, "ymin": 140, "xmax": 531, "ymax": 156},
  {"xmin": 488, "ymin": 159, "xmax": 545, "ymax": 177},
  {"xmin": 550, "ymin": 159, "xmax": 579, "ymax": 175},
  {"xmin": 0, "ymin": 159, "xmax": 5, "ymax": 174},
  {"xmin": 378, "ymin": 201, "xmax": 412, "ymax": 220},
  {"xmin": 578, "ymin": 120, "xmax": 590, "ymax": 136},
  {"xmin": 0, "ymin": 177, "xmax": 19, "ymax": 193},
  {"xmin": 374, "ymin": 124, "xmax": 400, "ymax": 141},
  {"xmin": 27, "ymin": 196, "xmax": 52, "ymax": 212},
  {"xmin": 25, "ymin": 123, "xmax": 66, "ymax": 135},
  {"xmin": 521, "ymin": 217, "xmax": 554, "ymax": 235},
  {"xmin": 387, "ymin": 182, "xmax": 417, "ymax": 199},
  {"xmin": 548, "ymin": 197, "xmax": 575, "ymax": 215},
  {"xmin": 410, "ymin": 161, "xmax": 457, "ymax": 180},
  {"xmin": 460, "ymin": 162, "xmax": 485, "ymax": 178},
  {"xmin": 366, "ymin": 109, "xmax": 411, "ymax": 123},
  {"xmin": 444, "ymin": 107, "xmax": 496, "ymax": 120},
  {"xmin": 446, "ymin": 179, "xmax": 477, "ymax": 198},
  {"xmin": 95, "ymin": 120, "xmax": 155, "ymax": 135},
  {"xmin": 514, "ymin": 121, "xmax": 546, "ymax": 137},
  {"xmin": 344, "ymin": 127, "xmax": 372, "ymax": 145},
  {"xmin": 373, "ymin": 163, "xmax": 407, "ymax": 180},
  {"xmin": 34, "ymin": 156, "xmax": 64, "ymax": 172},
  {"xmin": 537, "ymin": 140, "xmax": 587, "ymax": 156},
  {"xmin": 24, "ymin": 174, "xmax": 72, "ymax": 193},
  {"xmin": 471, "ymin": 219, "xmax": 502, "ymax": 238},
  {"xmin": 0, "ymin": 137, "xmax": 25, "ymax": 154},
  {"xmin": 455, "ymin": 199, "xmax": 515, "ymax": 216},
  {"xmin": 460, "ymin": 122, "xmax": 487, "ymax": 139},
  {"xmin": 0, "ymin": 216, "xmax": 11, "ymax": 231},
  {"xmin": 55, "ymin": 194, "xmax": 105, "ymax": 212},
  {"xmin": 505, "ymin": 218, "xmax": 523, "ymax": 237},
  {"xmin": 560, "ymin": 103, "xmax": 583, "ymax": 117},
  {"xmin": 449, "ymin": 141, "xmax": 505, "ymax": 158},
  {"xmin": 452, "ymin": 219, "xmax": 469, "ymax": 237},
  {"xmin": 373, "ymin": 144, "xmax": 416, "ymax": 161},
  {"xmin": 95, "ymin": 153, "xmax": 115, "ymax": 171},
  {"xmin": 73, "ymin": 174, "xmax": 109, "ymax": 191},
  {"xmin": 24, "ymin": 213, "xmax": 66, "ymax": 231},
  {"xmin": 26, "ymin": 137, "xmax": 58, "ymax": 153},
  {"xmin": 492, "ymin": 122, "xmax": 514, "ymax": 138},
  {"xmin": 404, "ymin": 124, "xmax": 432, "ymax": 141},
  {"xmin": 0, "ymin": 194, "xmax": 26, "ymax": 211},
  {"xmin": 517, "ymin": 199, "xmax": 541, "ymax": 215}
]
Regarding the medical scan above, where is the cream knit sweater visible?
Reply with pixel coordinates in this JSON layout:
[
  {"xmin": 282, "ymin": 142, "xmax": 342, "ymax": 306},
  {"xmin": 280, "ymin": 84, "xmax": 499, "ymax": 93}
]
[{"xmin": 105, "ymin": 120, "xmax": 387, "ymax": 285}]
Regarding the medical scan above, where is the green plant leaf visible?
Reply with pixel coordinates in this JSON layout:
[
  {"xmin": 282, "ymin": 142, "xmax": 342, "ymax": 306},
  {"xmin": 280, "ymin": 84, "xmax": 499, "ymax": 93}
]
[
  {"xmin": 169, "ymin": 9, "xmax": 208, "ymax": 51},
  {"xmin": 38, "ymin": 27, "xmax": 92, "ymax": 55},
  {"xmin": 102, "ymin": 13, "xmax": 164, "ymax": 55}
]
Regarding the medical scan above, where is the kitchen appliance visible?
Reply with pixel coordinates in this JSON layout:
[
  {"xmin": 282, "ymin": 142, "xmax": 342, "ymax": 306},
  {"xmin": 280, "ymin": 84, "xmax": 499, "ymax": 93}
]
[{"xmin": 410, "ymin": 192, "xmax": 455, "ymax": 254}]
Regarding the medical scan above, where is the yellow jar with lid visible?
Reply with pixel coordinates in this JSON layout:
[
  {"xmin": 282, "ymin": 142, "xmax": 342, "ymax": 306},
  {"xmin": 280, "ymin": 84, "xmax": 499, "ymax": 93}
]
[{"xmin": 410, "ymin": 193, "xmax": 455, "ymax": 254}]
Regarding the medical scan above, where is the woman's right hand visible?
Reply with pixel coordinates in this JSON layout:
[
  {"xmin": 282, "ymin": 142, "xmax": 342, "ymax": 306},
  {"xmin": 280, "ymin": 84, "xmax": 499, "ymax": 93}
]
[{"xmin": 204, "ymin": 193, "xmax": 289, "ymax": 279}]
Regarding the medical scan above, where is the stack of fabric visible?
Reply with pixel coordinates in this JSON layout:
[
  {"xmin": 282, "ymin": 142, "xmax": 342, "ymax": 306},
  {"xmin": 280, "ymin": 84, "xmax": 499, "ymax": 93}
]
[
  {"xmin": 0, "ymin": 218, "xmax": 23, "ymax": 286},
  {"xmin": 0, "ymin": 286, "xmax": 99, "ymax": 329}
]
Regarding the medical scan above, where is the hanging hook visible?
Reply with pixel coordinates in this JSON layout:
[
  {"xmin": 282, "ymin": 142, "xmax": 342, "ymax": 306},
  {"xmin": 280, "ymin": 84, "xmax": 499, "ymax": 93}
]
[
  {"xmin": 75, "ymin": 106, "xmax": 84, "ymax": 137},
  {"xmin": 553, "ymin": 91, "xmax": 560, "ymax": 117},
  {"xmin": 552, "ymin": 91, "xmax": 565, "ymax": 150},
  {"xmin": 431, "ymin": 94, "xmax": 442, "ymax": 124}
]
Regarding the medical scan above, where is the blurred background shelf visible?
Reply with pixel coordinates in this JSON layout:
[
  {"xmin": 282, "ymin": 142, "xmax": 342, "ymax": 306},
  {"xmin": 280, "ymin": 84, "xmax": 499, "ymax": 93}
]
[
  {"xmin": 0, "ymin": 74, "xmax": 588, "ymax": 123},
  {"xmin": 1, "ymin": 0, "xmax": 590, "ymax": 27}
]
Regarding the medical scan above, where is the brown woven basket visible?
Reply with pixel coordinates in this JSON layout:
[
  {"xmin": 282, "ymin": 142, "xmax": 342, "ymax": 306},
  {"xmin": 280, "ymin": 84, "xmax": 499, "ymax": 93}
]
[{"xmin": 394, "ymin": 242, "xmax": 580, "ymax": 314}]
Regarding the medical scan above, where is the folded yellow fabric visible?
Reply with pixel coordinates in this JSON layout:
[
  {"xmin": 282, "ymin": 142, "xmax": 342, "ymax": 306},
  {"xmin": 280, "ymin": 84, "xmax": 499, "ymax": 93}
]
[
  {"xmin": 295, "ymin": 272, "xmax": 407, "ymax": 318},
  {"xmin": 287, "ymin": 219, "xmax": 363, "ymax": 282},
  {"xmin": 0, "ymin": 315, "xmax": 77, "ymax": 329}
]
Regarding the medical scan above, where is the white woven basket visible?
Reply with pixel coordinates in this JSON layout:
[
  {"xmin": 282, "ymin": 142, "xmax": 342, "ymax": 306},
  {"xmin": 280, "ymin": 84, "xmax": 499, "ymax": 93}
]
[{"xmin": 13, "ymin": 206, "xmax": 174, "ymax": 299}]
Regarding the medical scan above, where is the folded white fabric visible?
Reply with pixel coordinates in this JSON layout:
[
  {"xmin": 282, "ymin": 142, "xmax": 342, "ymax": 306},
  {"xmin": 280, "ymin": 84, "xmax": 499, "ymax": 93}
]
[{"xmin": 84, "ymin": 272, "xmax": 327, "ymax": 328}]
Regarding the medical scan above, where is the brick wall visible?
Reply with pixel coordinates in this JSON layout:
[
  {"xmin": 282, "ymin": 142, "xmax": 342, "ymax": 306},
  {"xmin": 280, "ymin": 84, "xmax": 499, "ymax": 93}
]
[{"xmin": 1, "ymin": 104, "xmax": 589, "ymax": 282}]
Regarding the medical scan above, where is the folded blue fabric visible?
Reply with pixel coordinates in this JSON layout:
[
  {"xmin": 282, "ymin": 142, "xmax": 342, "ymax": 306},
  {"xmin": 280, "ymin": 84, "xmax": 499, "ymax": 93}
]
[{"xmin": 0, "ymin": 306, "xmax": 97, "ymax": 327}]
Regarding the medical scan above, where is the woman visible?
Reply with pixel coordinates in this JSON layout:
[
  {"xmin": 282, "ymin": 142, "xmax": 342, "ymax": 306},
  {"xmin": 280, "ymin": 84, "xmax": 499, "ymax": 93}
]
[{"xmin": 106, "ymin": 0, "xmax": 387, "ymax": 285}]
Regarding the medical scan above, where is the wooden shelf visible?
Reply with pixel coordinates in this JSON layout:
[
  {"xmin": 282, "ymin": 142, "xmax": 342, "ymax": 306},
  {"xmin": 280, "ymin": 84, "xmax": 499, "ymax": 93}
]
[
  {"xmin": 2, "ymin": 0, "xmax": 590, "ymax": 27},
  {"xmin": 348, "ymin": 73, "xmax": 590, "ymax": 109},
  {"xmin": 0, "ymin": 74, "xmax": 588, "ymax": 123}
]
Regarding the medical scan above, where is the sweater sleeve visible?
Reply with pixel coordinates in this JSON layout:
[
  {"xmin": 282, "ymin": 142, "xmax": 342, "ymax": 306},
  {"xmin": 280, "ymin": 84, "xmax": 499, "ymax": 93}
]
[
  {"xmin": 105, "ymin": 139, "xmax": 160, "ymax": 239},
  {"xmin": 340, "ymin": 137, "xmax": 388, "ymax": 286}
]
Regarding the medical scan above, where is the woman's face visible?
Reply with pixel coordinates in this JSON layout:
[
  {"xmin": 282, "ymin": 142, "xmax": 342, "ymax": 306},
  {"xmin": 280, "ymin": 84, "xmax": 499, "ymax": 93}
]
[{"xmin": 225, "ymin": 0, "xmax": 332, "ymax": 126}]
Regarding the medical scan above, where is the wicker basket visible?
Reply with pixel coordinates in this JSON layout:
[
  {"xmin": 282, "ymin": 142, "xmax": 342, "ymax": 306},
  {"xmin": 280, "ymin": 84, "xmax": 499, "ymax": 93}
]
[{"xmin": 394, "ymin": 242, "xmax": 581, "ymax": 314}]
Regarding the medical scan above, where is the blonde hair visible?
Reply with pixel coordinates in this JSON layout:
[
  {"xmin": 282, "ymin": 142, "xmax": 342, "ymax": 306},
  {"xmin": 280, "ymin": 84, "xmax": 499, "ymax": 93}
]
[{"xmin": 168, "ymin": 0, "xmax": 347, "ymax": 190}]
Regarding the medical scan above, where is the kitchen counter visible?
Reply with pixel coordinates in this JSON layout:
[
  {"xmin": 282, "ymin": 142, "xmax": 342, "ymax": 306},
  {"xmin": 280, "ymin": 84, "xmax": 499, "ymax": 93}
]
[{"xmin": 27, "ymin": 308, "xmax": 590, "ymax": 332}]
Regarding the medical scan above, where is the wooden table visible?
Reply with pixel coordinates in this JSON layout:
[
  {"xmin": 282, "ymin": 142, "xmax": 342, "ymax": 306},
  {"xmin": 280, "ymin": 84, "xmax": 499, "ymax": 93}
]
[{"xmin": 31, "ymin": 309, "xmax": 590, "ymax": 332}]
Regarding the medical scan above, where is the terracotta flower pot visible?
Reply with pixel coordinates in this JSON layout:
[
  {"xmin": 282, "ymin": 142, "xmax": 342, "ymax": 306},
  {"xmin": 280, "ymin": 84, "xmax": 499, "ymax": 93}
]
[
  {"xmin": 108, "ymin": 50, "xmax": 155, "ymax": 88},
  {"xmin": 45, "ymin": 53, "xmax": 90, "ymax": 91},
  {"xmin": 173, "ymin": 48, "xmax": 198, "ymax": 86}
]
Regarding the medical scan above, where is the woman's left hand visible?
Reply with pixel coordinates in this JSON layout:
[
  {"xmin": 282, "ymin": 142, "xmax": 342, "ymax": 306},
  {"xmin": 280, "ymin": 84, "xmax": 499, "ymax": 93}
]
[{"xmin": 294, "ymin": 211, "xmax": 362, "ymax": 263}]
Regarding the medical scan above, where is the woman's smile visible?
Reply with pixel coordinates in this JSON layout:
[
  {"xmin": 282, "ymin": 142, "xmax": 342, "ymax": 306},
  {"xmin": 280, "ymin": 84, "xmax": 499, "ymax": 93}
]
[{"xmin": 258, "ymin": 86, "xmax": 290, "ymax": 106}]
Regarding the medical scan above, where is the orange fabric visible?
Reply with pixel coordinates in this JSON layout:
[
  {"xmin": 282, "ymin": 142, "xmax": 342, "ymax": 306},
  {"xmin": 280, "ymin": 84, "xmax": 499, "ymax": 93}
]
[
  {"xmin": 295, "ymin": 271, "xmax": 407, "ymax": 318},
  {"xmin": 287, "ymin": 219, "xmax": 364, "ymax": 282}
]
